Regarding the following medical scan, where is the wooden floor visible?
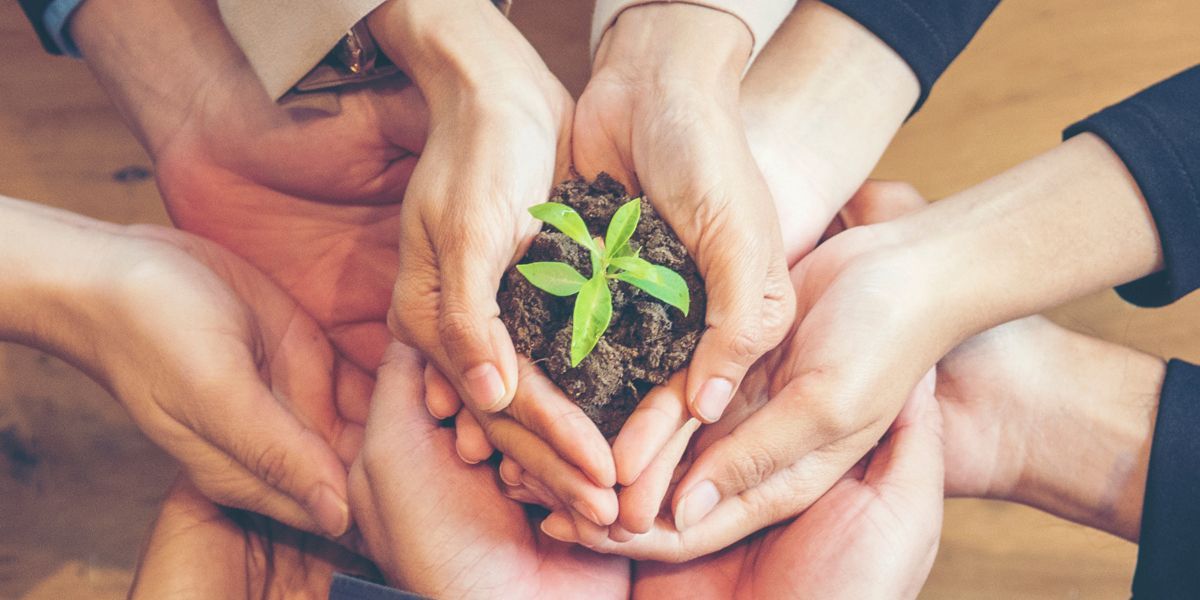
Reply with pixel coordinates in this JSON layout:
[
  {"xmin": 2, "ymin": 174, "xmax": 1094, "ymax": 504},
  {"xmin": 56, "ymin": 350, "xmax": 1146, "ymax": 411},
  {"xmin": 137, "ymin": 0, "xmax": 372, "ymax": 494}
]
[{"xmin": 1, "ymin": 0, "xmax": 1197, "ymax": 597}]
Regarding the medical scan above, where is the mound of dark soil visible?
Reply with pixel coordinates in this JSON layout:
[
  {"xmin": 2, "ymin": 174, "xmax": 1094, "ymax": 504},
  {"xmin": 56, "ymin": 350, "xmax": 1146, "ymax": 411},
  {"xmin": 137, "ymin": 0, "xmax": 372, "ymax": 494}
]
[{"xmin": 498, "ymin": 174, "xmax": 706, "ymax": 437}]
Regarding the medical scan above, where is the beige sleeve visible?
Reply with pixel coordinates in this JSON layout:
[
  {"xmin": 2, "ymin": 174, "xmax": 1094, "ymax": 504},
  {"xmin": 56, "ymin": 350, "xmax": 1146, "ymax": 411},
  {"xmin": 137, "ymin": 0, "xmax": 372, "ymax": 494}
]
[
  {"xmin": 591, "ymin": 0, "xmax": 797, "ymax": 64},
  {"xmin": 217, "ymin": 0, "xmax": 388, "ymax": 100}
]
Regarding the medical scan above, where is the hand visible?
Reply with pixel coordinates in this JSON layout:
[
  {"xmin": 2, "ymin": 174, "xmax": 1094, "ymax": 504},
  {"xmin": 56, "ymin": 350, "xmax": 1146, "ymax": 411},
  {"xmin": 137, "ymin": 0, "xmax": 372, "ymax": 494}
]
[
  {"xmin": 575, "ymin": 3, "xmax": 795, "ymax": 427},
  {"xmin": 129, "ymin": 477, "xmax": 376, "ymax": 600},
  {"xmin": 72, "ymin": 0, "xmax": 426, "ymax": 373},
  {"xmin": 347, "ymin": 343, "xmax": 629, "ymax": 599},
  {"xmin": 647, "ymin": 127, "xmax": 1168, "ymax": 547},
  {"xmin": 530, "ymin": 181, "xmax": 937, "ymax": 560},
  {"xmin": 0, "ymin": 196, "xmax": 363, "ymax": 537},
  {"xmin": 370, "ymin": 0, "xmax": 575, "ymax": 414},
  {"xmin": 936, "ymin": 315, "xmax": 1161, "ymax": 541},
  {"xmin": 631, "ymin": 374, "xmax": 943, "ymax": 600}
]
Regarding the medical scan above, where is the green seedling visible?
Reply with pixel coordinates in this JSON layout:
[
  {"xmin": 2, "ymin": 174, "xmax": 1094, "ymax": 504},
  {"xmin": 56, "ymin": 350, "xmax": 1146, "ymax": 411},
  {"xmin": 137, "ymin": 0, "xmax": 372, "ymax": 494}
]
[{"xmin": 517, "ymin": 198, "xmax": 691, "ymax": 367}]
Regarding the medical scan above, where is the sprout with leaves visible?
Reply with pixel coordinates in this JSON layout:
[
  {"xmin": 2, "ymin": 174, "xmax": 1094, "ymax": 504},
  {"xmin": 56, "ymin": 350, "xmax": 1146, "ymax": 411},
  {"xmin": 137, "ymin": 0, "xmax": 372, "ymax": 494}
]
[{"xmin": 517, "ymin": 198, "xmax": 691, "ymax": 367}]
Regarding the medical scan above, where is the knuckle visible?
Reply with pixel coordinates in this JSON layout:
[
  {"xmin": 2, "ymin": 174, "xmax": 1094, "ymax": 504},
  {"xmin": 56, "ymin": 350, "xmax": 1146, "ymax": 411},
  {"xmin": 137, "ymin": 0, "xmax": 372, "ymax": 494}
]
[
  {"xmin": 437, "ymin": 308, "xmax": 481, "ymax": 350},
  {"xmin": 246, "ymin": 443, "xmax": 295, "ymax": 492},
  {"xmin": 723, "ymin": 446, "xmax": 778, "ymax": 492}
]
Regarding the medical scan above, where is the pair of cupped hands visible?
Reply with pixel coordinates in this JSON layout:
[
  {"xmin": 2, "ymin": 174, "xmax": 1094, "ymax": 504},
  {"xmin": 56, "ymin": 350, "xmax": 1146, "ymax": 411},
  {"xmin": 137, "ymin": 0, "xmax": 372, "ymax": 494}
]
[{"xmin": 73, "ymin": 0, "xmax": 966, "ymax": 595}]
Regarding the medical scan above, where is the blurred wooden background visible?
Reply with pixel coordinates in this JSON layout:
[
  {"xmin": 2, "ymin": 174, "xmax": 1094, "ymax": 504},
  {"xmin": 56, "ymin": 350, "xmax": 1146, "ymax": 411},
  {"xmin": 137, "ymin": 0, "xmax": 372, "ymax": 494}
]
[{"xmin": 1, "ymin": 0, "xmax": 1198, "ymax": 597}]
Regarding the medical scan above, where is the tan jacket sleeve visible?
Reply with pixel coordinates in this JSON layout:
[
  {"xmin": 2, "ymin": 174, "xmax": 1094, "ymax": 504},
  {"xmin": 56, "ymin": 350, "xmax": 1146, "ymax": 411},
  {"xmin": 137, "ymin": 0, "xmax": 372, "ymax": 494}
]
[
  {"xmin": 591, "ymin": 0, "xmax": 797, "ymax": 65},
  {"xmin": 217, "ymin": 0, "xmax": 388, "ymax": 100}
]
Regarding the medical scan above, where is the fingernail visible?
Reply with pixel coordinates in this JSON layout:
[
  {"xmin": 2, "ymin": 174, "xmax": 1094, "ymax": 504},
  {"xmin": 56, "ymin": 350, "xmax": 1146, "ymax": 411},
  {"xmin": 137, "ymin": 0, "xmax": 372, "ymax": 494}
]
[
  {"xmin": 674, "ymin": 480, "xmax": 720, "ymax": 531},
  {"xmin": 540, "ymin": 512, "xmax": 578, "ymax": 542},
  {"xmin": 694, "ymin": 378, "xmax": 734, "ymax": 422},
  {"xmin": 464, "ymin": 363, "xmax": 506, "ymax": 411},
  {"xmin": 306, "ymin": 483, "xmax": 350, "ymax": 537},
  {"xmin": 572, "ymin": 500, "xmax": 603, "ymax": 526}
]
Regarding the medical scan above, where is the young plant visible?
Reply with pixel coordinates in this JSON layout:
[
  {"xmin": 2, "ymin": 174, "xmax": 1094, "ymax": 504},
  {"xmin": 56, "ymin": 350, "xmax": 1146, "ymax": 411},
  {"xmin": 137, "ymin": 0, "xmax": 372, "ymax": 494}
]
[{"xmin": 517, "ymin": 198, "xmax": 691, "ymax": 367}]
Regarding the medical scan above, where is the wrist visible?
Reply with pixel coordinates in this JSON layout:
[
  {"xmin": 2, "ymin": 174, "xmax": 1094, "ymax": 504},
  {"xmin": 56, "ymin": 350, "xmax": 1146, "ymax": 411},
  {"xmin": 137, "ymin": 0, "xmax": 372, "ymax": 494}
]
[
  {"xmin": 1003, "ymin": 331, "xmax": 1162, "ymax": 541},
  {"xmin": 367, "ymin": 0, "xmax": 553, "ymax": 105},
  {"xmin": 70, "ymin": 0, "xmax": 233, "ymax": 156},
  {"xmin": 888, "ymin": 133, "xmax": 1163, "ymax": 336},
  {"xmin": 593, "ymin": 3, "xmax": 751, "ymax": 95},
  {"xmin": 741, "ymin": 0, "xmax": 920, "ymax": 225},
  {"xmin": 0, "ymin": 198, "xmax": 116, "ymax": 363}
]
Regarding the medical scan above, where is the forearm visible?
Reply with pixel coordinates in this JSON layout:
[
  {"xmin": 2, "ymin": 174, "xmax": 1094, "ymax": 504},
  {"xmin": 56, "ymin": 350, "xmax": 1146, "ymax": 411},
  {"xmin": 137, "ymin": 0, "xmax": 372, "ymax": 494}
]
[
  {"xmin": 70, "ymin": 0, "xmax": 237, "ymax": 155},
  {"xmin": 0, "ymin": 196, "xmax": 110, "ymax": 358},
  {"xmin": 367, "ymin": 0, "xmax": 551, "ymax": 108},
  {"xmin": 900, "ymin": 133, "xmax": 1162, "ymax": 342},
  {"xmin": 741, "ymin": 0, "xmax": 919, "ymax": 259},
  {"xmin": 1004, "ymin": 329, "xmax": 1162, "ymax": 541}
]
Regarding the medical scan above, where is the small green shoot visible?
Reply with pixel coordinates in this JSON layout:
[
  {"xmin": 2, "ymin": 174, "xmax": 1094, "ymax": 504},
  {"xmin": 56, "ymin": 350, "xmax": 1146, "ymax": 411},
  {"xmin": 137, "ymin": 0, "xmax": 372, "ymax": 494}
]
[{"xmin": 518, "ymin": 198, "xmax": 691, "ymax": 367}]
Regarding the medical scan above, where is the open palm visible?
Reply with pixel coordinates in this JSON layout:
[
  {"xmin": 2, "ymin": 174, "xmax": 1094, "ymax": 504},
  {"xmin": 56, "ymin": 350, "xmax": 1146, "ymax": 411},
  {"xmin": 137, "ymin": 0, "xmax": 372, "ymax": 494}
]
[{"xmin": 348, "ymin": 343, "xmax": 629, "ymax": 599}]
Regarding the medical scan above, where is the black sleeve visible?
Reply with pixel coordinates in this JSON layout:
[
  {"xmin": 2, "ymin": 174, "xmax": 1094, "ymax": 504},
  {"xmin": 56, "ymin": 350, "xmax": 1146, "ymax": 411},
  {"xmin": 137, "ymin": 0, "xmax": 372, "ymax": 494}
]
[
  {"xmin": 17, "ymin": 0, "xmax": 61, "ymax": 55},
  {"xmin": 1132, "ymin": 359, "xmax": 1200, "ymax": 598},
  {"xmin": 1064, "ymin": 66, "xmax": 1200, "ymax": 308},
  {"xmin": 818, "ymin": 0, "xmax": 1001, "ymax": 112}
]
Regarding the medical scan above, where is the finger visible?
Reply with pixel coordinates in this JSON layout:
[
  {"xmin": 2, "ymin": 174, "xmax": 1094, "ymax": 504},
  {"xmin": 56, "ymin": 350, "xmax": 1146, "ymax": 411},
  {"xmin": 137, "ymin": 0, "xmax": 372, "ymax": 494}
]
[
  {"xmin": 520, "ymin": 472, "xmax": 567, "ymax": 510},
  {"xmin": 454, "ymin": 409, "xmax": 494, "ymax": 464},
  {"xmin": 669, "ymin": 370, "xmax": 870, "ymax": 532},
  {"xmin": 686, "ymin": 241, "xmax": 796, "ymax": 424},
  {"xmin": 185, "ymin": 372, "xmax": 352, "ymax": 538},
  {"xmin": 618, "ymin": 418, "xmax": 701, "ymax": 534},
  {"xmin": 611, "ymin": 370, "xmax": 689, "ymax": 486},
  {"xmin": 424, "ymin": 362, "xmax": 462, "ymax": 419},
  {"xmin": 865, "ymin": 369, "xmax": 943, "ymax": 493},
  {"xmin": 477, "ymin": 413, "xmax": 618, "ymax": 527},
  {"xmin": 505, "ymin": 359, "xmax": 616, "ymax": 487},
  {"xmin": 839, "ymin": 180, "xmax": 927, "ymax": 228},
  {"xmin": 501, "ymin": 481, "xmax": 544, "ymax": 505},
  {"xmin": 434, "ymin": 220, "xmax": 521, "ymax": 414},
  {"xmin": 498, "ymin": 455, "xmax": 525, "ymax": 486}
]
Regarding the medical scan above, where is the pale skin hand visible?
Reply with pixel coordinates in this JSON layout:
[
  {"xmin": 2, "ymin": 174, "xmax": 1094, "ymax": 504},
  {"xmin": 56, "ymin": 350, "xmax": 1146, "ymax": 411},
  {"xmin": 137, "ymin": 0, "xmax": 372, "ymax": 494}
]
[
  {"xmin": 574, "ymin": 3, "xmax": 796, "ymax": 426},
  {"xmin": 655, "ymin": 132, "xmax": 1164, "ymax": 544},
  {"xmin": 347, "ymin": 343, "xmax": 630, "ymax": 600},
  {"xmin": 0, "ymin": 195, "xmax": 363, "ymax": 538},
  {"xmin": 371, "ymin": 0, "xmax": 576, "ymax": 415}
]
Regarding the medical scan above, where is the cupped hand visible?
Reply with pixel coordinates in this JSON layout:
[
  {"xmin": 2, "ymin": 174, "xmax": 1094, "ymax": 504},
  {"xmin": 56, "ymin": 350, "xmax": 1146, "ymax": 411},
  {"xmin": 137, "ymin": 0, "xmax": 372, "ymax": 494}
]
[
  {"xmin": 369, "ymin": 0, "xmax": 575, "ymax": 415},
  {"xmin": 631, "ymin": 373, "xmax": 943, "ymax": 600},
  {"xmin": 348, "ymin": 343, "xmax": 629, "ymax": 599},
  {"xmin": 574, "ymin": 3, "xmax": 795, "ymax": 428},
  {"xmin": 129, "ymin": 476, "xmax": 377, "ymax": 600},
  {"xmin": 139, "ymin": 0, "xmax": 427, "ymax": 374},
  {"xmin": 39, "ymin": 212, "xmax": 368, "ymax": 538}
]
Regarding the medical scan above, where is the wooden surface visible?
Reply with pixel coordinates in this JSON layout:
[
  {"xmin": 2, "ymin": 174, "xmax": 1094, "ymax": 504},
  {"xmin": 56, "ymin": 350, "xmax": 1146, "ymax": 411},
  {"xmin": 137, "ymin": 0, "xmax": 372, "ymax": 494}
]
[{"xmin": 1, "ymin": 0, "xmax": 1197, "ymax": 597}]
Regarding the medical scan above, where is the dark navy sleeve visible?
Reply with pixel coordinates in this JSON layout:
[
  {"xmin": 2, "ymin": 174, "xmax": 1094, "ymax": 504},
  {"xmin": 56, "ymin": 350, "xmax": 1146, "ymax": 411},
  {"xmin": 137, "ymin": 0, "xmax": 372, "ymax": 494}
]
[
  {"xmin": 329, "ymin": 573, "xmax": 430, "ymax": 600},
  {"xmin": 17, "ymin": 0, "xmax": 59, "ymax": 54},
  {"xmin": 1132, "ymin": 359, "xmax": 1200, "ymax": 598},
  {"xmin": 818, "ymin": 0, "xmax": 1001, "ymax": 112},
  {"xmin": 1064, "ymin": 66, "xmax": 1200, "ymax": 308}
]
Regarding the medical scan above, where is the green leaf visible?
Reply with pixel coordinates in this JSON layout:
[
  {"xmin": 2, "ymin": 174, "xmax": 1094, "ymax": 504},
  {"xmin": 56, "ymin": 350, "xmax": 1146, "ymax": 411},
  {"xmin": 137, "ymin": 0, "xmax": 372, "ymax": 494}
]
[
  {"xmin": 516, "ymin": 262, "xmax": 587, "ymax": 297},
  {"xmin": 529, "ymin": 203, "xmax": 599, "ymax": 255},
  {"xmin": 570, "ymin": 275, "xmax": 613, "ymax": 367},
  {"xmin": 612, "ymin": 256, "xmax": 690, "ymax": 316},
  {"xmin": 604, "ymin": 198, "xmax": 641, "ymax": 259}
]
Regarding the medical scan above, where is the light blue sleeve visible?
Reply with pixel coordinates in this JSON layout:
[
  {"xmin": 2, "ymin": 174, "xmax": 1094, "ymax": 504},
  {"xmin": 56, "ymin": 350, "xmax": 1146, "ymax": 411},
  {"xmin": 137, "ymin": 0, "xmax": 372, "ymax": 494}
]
[{"xmin": 43, "ymin": 0, "xmax": 87, "ymax": 57}]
